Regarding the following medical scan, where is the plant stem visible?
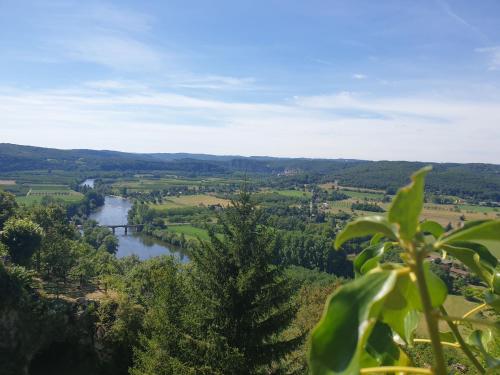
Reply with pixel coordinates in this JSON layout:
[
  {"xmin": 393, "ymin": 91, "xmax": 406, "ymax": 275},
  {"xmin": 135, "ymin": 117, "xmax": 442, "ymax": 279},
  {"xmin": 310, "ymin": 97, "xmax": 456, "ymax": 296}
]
[
  {"xmin": 412, "ymin": 254, "xmax": 447, "ymax": 375},
  {"xmin": 462, "ymin": 303, "xmax": 487, "ymax": 319},
  {"xmin": 413, "ymin": 338, "xmax": 460, "ymax": 348},
  {"xmin": 439, "ymin": 306, "xmax": 486, "ymax": 374},
  {"xmin": 360, "ymin": 366, "xmax": 432, "ymax": 374}
]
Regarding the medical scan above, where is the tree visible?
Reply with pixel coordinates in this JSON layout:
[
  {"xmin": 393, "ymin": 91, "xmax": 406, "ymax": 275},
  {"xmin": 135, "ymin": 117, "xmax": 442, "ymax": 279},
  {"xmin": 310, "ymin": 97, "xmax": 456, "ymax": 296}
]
[
  {"xmin": 129, "ymin": 257, "xmax": 196, "ymax": 375},
  {"xmin": 0, "ymin": 191, "xmax": 17, "ymax": 229},
  {"xmin": 189, "ymin": 190, "xmax": 302, "ymax": 373},
  {"xmin": 30, "ymin": 204, "xmax": 77, "ymax": 274},
  {"xmin": 1, "ymin": 218, "xmax": 43, "ymax": 266},
  {"xmin": 83, "ymin": 221, "xmax": 118, "ymax": 254},
  {"xmin": 39, "ymin": 237, "xmax": 77, "ymax": 282}
]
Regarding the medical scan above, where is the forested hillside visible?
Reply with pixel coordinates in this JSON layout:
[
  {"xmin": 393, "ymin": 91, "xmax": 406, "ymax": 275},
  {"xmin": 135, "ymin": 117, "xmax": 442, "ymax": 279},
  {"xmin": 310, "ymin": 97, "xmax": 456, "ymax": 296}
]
[{"xmin": 2, "ymin": 143, "xmax": 500, "ymax": 200}]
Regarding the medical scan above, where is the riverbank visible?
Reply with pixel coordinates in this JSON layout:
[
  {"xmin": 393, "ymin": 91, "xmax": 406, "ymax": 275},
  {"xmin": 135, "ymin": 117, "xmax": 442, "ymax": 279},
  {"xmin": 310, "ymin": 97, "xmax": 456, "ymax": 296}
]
[{"xmin": 88, "ymin": 195, "xmax": 188, "ymax": 261}]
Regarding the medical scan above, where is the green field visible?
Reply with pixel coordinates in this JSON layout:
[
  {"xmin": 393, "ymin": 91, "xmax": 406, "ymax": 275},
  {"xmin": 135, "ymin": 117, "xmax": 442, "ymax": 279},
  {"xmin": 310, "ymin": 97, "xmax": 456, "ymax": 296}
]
[
  {"xmin": 151, "ymin": 194, "xmax": 230, "ymax": 209},
  {"xmin": 167, "ymin": 225, "xmax": 210, "ymax": 241},
  {"xmin": 341, "ymin": 190, "xmax": 385, "ymax": 200},
  {"xmin": 274, "ymin": 189, "xmax": 311, "ymax": 198},
  {"xmin": 112, "ymin": 177, "xmax": 246, "ymax": 192},
  {"xmin": 457, "ymin": 204, "xmax": 499, "ymax": 213},
  {"xmin": 15, "ymin": 184, "xmax": 84, "ymax": 205}
]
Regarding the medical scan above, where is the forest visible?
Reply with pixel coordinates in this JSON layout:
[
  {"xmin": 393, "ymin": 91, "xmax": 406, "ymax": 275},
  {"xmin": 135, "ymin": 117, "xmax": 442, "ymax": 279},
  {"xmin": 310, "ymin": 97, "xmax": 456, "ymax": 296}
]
[{"xmin": 2, "ymin": 143, "xmax": 500, "ymax": 201}]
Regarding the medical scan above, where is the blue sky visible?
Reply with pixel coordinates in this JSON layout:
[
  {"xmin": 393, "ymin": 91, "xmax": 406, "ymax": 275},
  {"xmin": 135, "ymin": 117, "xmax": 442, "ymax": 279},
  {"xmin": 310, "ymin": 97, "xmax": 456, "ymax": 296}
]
[{"xmin": 1, "ymin": 0, "xmax": 500, "ymax": 162}]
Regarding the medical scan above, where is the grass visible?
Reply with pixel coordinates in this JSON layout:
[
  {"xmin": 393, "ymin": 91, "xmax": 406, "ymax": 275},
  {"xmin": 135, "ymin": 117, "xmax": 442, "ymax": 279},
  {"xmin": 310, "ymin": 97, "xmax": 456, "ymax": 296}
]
[
  {"xmin": 16, "ymin": 193, "xmax": 84, "ymax": 205},
  {"xmin": 151, "ymin": 194, "xmax": 230, "ymax": 209},
  {"xmin": 112, "ymin": 177, "xmax": 246, "ymax": 191},
  {"xmin": 15, "ymin": 184, "xmax": 84, "ymax": 205},
  {"xmin": 341, "ymin": 190, "xmax": 385, "ymax": 200},
  {"xmin": 456, "ymin": 204, "xmax": 499, "ymax": 213},
  {"xmin": 167, "ymin": 224, "xmax": 210, "ymax": 241},
  {"xmin": 274, "ymin": 189, "xmax": 311, "ymax": 198}
]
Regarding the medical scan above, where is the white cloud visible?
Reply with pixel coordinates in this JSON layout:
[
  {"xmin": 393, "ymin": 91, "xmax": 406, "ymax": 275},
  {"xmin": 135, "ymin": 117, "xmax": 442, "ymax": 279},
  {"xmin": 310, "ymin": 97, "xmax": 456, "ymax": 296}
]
[
  {"xmin": 352, "ymin": 74, "xmax": 367, "ymax": 80},
  {"xmin": 83, "ymin": 80, "xmax": 149, "ymax": 91},
  {"xmin": 172, "ymin": 75, "xmax": 257, "ymax": 90},
  {"xmin": 1, "ymin": 84, "xmax": 500, "ymax": 163},
  {"xmin": 60, "ymin": 35, "xmax": 164, "ymax": 71}
]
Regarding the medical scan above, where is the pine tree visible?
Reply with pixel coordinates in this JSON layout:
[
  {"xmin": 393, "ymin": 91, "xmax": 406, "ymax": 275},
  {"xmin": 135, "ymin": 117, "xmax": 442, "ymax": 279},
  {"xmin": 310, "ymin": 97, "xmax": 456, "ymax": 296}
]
[{"xmin": 189, "ymin": 190, "xmax": 302, "ymax": 374}]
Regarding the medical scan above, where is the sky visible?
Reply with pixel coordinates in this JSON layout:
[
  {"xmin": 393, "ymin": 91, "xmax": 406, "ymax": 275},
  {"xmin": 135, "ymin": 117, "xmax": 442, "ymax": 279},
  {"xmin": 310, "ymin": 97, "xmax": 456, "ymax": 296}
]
[{"xmin": 1, "ymin": 0, "xmax": 500, "ymax": 163}]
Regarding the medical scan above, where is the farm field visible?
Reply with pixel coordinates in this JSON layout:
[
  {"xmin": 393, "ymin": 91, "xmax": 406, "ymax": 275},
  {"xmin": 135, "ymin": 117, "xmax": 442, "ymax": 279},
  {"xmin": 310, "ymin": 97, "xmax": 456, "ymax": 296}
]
[
  {"xmin": 456, "ymin": 204, "xmax": 499, "ymax": 213},
  {"xmin": 273, "ymin": 189, "xmax": 311, "ymax": 198},
  {"xmin": 150, "ymin": 194, "xmax": 230, "ymax": 209},
  {"xmin": 112, "ymin": 176, "xmax": 246, "ymax": 192},
  {"xmin": 166, "ymin": 224, "xmax": 210, "ymax": 241},
  {"xmin": 341, "ymin": 190, "xmax": 385, "ymax": 200},
  {"xmin": 325, "ymin": 197, "xmax": 499, "ymax": 227},
  {"xmin": 15, "ymin": 184, "xmax": 84, "ymax": 205}
]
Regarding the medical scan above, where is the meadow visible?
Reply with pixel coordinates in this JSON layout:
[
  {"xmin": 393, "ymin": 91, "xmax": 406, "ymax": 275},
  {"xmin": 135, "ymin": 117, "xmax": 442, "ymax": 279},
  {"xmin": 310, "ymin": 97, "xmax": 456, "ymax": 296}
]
[
  {"xmin": 150, "ymin": 194, "xmax": 230, "ymax": 209},
  {"xmin": 165, "ymin": 224, "xmax": 211, "ymax": 241},
  {"xmin": 15, "ymin": 184, "xmax": 84, "ymax": 205}
]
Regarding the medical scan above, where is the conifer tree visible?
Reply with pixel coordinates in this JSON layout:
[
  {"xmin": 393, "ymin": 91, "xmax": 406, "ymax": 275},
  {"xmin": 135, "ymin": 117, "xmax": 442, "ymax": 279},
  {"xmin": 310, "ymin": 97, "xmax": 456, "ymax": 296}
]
[{"xmin": 189, "ymin": 190, "xmax": 302, "ymax": 374}]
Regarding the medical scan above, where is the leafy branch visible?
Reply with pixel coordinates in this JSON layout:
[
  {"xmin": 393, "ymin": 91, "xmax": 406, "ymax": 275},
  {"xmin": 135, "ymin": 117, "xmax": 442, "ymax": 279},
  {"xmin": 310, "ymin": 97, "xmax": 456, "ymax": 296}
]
[{"xmin": 309, "ymin": 167, "xmax": 500, "ymax": 375}]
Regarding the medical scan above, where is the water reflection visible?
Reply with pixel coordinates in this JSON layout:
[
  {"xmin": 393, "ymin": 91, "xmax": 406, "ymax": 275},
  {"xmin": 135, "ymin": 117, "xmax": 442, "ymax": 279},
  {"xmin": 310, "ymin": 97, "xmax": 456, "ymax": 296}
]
[{"xmin": 89, "ymin": 195, "xmax": 188, "ymax": 261}]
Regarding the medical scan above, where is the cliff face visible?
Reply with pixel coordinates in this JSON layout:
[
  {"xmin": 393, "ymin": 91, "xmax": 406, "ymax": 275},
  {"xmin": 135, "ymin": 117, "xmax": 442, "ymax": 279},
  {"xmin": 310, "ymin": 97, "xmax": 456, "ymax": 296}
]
[{"xmin": 0, "ymin": 264, "xmax": 99, "ymax": 375}]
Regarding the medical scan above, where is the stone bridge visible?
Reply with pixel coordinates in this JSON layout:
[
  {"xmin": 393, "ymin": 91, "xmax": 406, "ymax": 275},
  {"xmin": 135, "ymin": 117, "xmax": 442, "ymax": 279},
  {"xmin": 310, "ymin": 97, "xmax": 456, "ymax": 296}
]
[{"xmin": 77, "ymin": 224, "xmax": 143, "ymax": 235}]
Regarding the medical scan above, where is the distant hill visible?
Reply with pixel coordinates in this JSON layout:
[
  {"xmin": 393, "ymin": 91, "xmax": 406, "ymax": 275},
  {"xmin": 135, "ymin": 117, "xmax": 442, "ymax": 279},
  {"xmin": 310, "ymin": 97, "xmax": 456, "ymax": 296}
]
[{"xmin": 1, "ymin": 143, "xmax": 500, "ymax": 201}]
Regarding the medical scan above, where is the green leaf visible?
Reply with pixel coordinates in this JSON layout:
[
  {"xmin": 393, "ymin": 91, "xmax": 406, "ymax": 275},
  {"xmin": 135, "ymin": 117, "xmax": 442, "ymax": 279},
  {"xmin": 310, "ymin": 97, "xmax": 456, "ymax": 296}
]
[
  {"xmin": 467, "ymin": 330, "xmax": 500, "ymax": 371},
  {"xmin": 422, "ymin": 261, "xmax": 448, "ymax": 308},
  {"xmin": 354, "ymin": 242, "xmax": 392, "ymax": 277},
  {"xmin": 379, "ymin": 263, "xmax": 446, "ymax": 345},
  {"xmin": 381, "ymin": 273, "xmax": 420, "ymax": 343},
  {"xmin": 388, "ymin": 166, "xmax": 431, "ymax": 241},
  {"xmin": 440, "ymin": 243, "xmax": 497, "ymax": 288},
  {"xmin": 370, "ymin": 233, "xmax": 385, "ymax": 246},
  {"xmin": 419, "ymin": 220, "xmax": 445, "ymax": 238},
  {"xmin": 437, "ymin": 220, "xmax": 500, "ymax": 247},
  {"xmin": 493, "ymin": 272, "xmax": 500, "ymax": 295},
  {"xmin": 309, "ymin": 270, "xmax": 398, "ymax": 375},
  {"xmin": 362, "ymin": 322, "xmax": 410, "ymax": 367},
  {"xmin": 334, "ymin": 216, "xmax": 397, "ymax": 249},
  {"xmin": 484, "ymin": 291, "xmax": 500, "ymax": 313}
]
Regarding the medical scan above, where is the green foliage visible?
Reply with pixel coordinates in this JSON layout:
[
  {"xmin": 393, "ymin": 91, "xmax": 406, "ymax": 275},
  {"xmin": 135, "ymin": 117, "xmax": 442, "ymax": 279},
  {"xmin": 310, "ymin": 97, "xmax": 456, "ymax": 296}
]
[
  {"xmin": 0, "ymin": 190, "xmax": 17, "ymax": 229},
  {"xmin": 351, "ymin": 201, "xmax": 385, "ymax": 212},
  {"xmin": 279, "ymin": 231, "xmax": 353, "ymax": 277},
  {"xmin": 310, "ymin": 167, "xmax": 500, "ymax": 375},
  {"xmin": 330, "ymin": 190, "xmax": 349, "ymax": 201},
  {"xmin": 129, "ymin": 257, "xmax": 196, "ymax": 375},
  {"xmin": 1, "ymin": 218, "xmax": 43, "ymax": 266},
  {"xmin": 334, "ymin": 216, "xmax": 397, "ymax": 248},
  {"xmin": 95, "ymin": 296, "xmax": 145, "ymax": 375},
  {"xmin": 83, "ymin": 221, "xmax": 119, "ymax": 254},
  {"xmin": 310, "ymin": 270, "xmax": 400, "ymax": 375},
  {"xmin": 188, "ymin": 191, "xmax": 303, "ymax": 373},
  {"xmin": 388, "ymin": 166, "xmax": 430, "ymax": 240}
]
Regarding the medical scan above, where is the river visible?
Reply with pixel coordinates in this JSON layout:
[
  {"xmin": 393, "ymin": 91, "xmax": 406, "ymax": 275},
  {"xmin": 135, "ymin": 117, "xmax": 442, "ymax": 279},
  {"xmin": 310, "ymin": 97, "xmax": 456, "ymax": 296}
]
[{"xmin": 81, "ymin": 179, "xmax": 188, "ymax": 261}]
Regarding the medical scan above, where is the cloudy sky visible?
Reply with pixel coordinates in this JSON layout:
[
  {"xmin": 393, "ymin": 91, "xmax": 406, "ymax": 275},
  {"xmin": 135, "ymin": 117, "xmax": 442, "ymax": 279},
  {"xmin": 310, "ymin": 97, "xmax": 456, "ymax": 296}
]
[{"xmin": 1, "ymin": 0, "xmax": 500, "ymax": 163}]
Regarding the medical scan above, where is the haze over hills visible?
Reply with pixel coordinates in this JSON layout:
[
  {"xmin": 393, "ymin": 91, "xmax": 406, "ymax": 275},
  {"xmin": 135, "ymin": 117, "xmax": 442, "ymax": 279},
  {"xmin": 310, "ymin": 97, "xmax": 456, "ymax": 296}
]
[{"xmin": 2, "ymin": 143, "xmax": 500, "ymax": 201}]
